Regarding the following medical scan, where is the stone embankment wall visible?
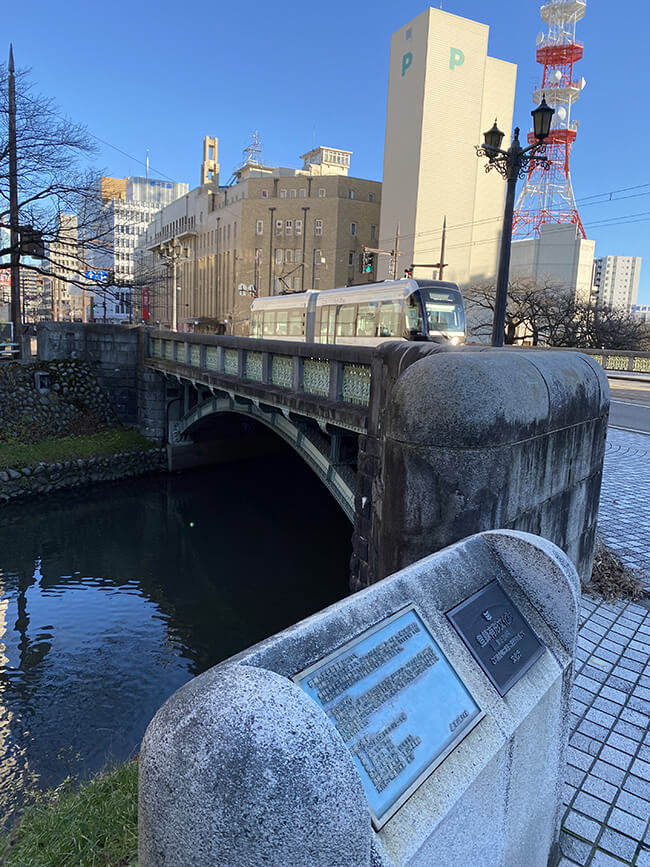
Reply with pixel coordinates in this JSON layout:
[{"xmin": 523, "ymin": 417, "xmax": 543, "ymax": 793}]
[
  {"xmin": 37, "ymin": 322, "xmax": 141, "ymax": 424},
  {"xmin": 0, "ymin": 359, "xmax": 116, "ymax": 441},
  {"xmin": 0, "ymin": 448, "xmax": 166, "ymax": 503}
]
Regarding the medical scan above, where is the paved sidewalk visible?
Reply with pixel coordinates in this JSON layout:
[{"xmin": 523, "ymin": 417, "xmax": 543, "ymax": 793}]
[{"xmin": 560, "ymin": 428, "xmax": 650, "ymax": 866}]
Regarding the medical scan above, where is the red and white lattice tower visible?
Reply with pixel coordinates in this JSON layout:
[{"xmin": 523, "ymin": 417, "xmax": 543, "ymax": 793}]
[{"xmin": 512, "ymin": 0, "xmax": 587, "ymax": 238}]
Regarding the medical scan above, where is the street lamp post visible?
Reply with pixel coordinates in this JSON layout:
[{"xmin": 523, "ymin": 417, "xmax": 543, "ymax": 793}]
[
  {"xmin": 476, "ymin": 96, "xmax": 554, "ymax": 346},
  {"xmin": 159, "ymin": 240, "xmax": 187, "ymax": 331}
]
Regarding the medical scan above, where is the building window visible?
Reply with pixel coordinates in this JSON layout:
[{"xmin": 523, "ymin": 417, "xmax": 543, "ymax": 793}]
[
  {"xmin": 289, "ymin": 189, "xmax": 297, "ymax": 198},
  {"xmin": 370, "ymin": 225, "xmax": 377, "ymax": 241},
  {"xmin": 295, "ymin": 219, "xmax": 302, "ymax": 235},
  {"xmin": 279, "ymin": 189, "xmax": 287, "ymax": 199},
  {"xmin": 285, "ymin": 220, "xmax": 293, "ymax": 236},
  {"xmin": 261, "ymin": 189, "xmax": 268, "ymax": 198},
  {"xmin": 313, "ymin": 277, "xmax": 320, "ymax": 290},
  {"xmin": 285, "ymin": 249, "xmax": 293, "ymax": 264},
  {"xmin": 275, "ymin": 220, "xmax": 283, "ymax": 235},
  {"xmin": 293, "ymin": 277, "xmax": 301, "ymax": 291},
  {"xmin": 298, "ymin": 188, "xmax": 306, "ymax": 198},
  {"xmin": 294, "ymin": 249, "xmax": 302, "ymax": 264},
  {"xmin": 314, "ymin": 219, "xmax": 323, "ymax": 236},
  {"xmin": 313, "ymin": 249, "xmax": 323, "ymax": 265},
  {"xmin": 318, "ymin": 188, "xmax": 326, "ymax": 198},
  {"xmin": 275, "ymin": 249, "xmax": 283, "ymax": 265},
  {"xmin": 255, "ymin": 220, "xmax": 264, "ymax": 235},
  {"xmin": 369, "ymin": 193, "xmax": 375, "ymax": 202},
  {"xmin": 348, "ymin": 190, "xmax": 355, "ymax": 199},
  {"xmin": 348, "ymin": 251, "xmax": 355, "ymax": 266},
  {"xmin": 350, "ymin": 222, "xmax": 357, "ymax": 236}
]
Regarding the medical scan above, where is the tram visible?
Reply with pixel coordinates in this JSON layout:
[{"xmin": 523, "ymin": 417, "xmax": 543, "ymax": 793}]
[{"xmin": 249, "ymin": 279, "xmax": 466, "ymax": 346}]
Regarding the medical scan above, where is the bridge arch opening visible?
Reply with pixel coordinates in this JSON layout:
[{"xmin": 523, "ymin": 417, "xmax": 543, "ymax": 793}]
[{"xmin": 174, "ymin": 400, "xmax": 359, "ymax": 522}]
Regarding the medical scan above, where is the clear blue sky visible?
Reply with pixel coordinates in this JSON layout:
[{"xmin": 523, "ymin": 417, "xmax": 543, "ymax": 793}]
[{"xmin": 6, "ymin": 0, "xmax": 650, "ymax": 304}]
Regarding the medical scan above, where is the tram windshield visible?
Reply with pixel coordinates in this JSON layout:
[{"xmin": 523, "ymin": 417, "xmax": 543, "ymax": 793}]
[{"xmin": 419, "ymin": 288, "xmax": 465, "ymax": 335}]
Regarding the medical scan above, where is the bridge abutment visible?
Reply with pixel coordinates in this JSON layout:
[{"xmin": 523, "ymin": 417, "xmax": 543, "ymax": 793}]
[{"xmin": 350, "ymin": 347, "xmax": 608, "ymax": 591}]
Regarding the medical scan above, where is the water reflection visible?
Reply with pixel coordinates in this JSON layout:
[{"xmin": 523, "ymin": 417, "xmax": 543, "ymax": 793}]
[{"xmin": 0, "ymin": 446, "xmax": 351, "ymax": 823}]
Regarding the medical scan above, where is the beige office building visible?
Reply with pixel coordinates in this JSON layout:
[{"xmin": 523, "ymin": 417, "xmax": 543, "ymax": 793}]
[
  {"xmin": 139, "ymin": 141, "xmax": 381, "ymax": 333},
  {"xmin": 379, "ymin": 8, "xmax": 516, "ymax": 288},
  {"xmin": 510, "ymin": 223, "xmax": 596, "ymax": 302},
  {"xmin": 50, "ymin": 214, "xmax": 86, "ymax": 321}
]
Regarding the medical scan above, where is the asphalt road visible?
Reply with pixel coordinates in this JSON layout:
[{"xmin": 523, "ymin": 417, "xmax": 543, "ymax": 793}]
[{"xmin": 608, "ymin": 376, "xmax": 650, "ymax": 434}]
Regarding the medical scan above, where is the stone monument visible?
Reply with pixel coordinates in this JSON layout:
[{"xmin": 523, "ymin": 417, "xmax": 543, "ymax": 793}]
[{"xmin": 139, "ymin": 529, "xmax": 580, "ymax": 866}]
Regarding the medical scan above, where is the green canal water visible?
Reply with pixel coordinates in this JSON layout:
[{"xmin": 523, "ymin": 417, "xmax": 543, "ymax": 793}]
[{"xmin": 0, "ymin": 446, "xmax": 351, "ymax": 824}]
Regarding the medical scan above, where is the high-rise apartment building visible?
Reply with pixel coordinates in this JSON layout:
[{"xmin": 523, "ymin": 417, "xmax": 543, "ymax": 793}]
[
  {"xmin": 592, "ymin": 256, "xmax": 641, "ymax": 312},
  {"xmin": 379, "ymin": 8, "xmax": 516, "ymax": 287},
  {"xmin": 88, "ymin": 173, "xmax": 188, "ymax": 322},
  {"xmin": 138, "ymin": 142, "xmax": 381, "ymax": 333}
]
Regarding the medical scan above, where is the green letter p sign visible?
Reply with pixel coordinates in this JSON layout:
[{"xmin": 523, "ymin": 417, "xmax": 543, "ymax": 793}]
[
  {"xmin": 450, "ymin": 47, "xmax": 465, "ymax": 70},
  {"xmin": 402, "ymin": 51, "xmax": 413, "ymax": 77}
]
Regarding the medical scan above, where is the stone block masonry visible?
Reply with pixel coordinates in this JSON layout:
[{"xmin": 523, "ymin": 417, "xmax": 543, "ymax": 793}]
[
  {"xmin": 352, "ymin": 345, "xmax": 609, "ymax": 591},
  {"xmin": 0, "ymin": 449, "xmax": 167, "ymax": 503},
  {"xmin": 37, "ymin": 322, "xmax": 142, "ymax": 425}
]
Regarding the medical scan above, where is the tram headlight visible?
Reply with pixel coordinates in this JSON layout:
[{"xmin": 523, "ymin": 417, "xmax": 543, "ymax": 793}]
[{"xmin": 450, "ymin": 336, "xmax": 461, "ymax": 345}]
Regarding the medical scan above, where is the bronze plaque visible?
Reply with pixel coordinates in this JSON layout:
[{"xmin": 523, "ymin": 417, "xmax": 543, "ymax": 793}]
[{"xmin": 447, "ymin": 580, "xmax": 544, "ymax": 696}]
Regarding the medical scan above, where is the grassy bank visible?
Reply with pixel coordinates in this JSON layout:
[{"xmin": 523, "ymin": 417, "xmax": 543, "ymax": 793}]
[
  {"xmin": 0, "ymin": 430, "xmax": 157, "ymax": 470},
  {"xmin": 0, "ymin": 761, "xmax": 138, "ymax": 867}
]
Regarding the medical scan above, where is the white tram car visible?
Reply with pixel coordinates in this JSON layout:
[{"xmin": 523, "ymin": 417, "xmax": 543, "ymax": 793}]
[{"xmin": 249, "ymin": 279, "xmax": 466, "ymax": 346}]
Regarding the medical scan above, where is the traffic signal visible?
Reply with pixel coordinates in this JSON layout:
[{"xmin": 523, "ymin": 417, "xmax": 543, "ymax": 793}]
[{"xmin": 362, "ymin": 251, "xmax": 375, "ymax": 274}]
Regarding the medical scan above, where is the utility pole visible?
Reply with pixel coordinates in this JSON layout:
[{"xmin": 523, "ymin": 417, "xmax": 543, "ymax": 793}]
[
  {"xmin": 392, "ymin": 223, "xmax": 400, "ymax": 280},
  {"xmin": 438, "ymin": 216, "xmax": 447, "ymax": 280},
  {"xmin": 268, "ymin": 207, "xmax": 276, "ymax": 295},
  {"xmin": 301, "ymin": 206, "xmax": 309, "ymax": 292},
  {"xmin": 8, "ymin": 45, "xmax": 22, "ymax": 356}
]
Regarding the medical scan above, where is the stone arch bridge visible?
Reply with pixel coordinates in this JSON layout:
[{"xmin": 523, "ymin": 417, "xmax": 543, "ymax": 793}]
[{"xmin": 140, "ymin": 329, "xmax": 608, "ymax": 592}]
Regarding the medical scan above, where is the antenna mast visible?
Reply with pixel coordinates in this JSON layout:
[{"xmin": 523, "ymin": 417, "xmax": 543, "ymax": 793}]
[
  {"xmin": 513, "ymin": 0, "xmax": 586, "ymax": 238},
  {"xmin": 242, "ymin": 131, "xmax": 263, "ymax": 167}
]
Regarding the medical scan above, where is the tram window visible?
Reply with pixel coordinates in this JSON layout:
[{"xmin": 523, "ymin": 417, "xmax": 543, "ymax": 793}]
[
  {"xmin": 262, "ymin": 311, "xmax": 276, "ymax": 337},
  {"xmin": 288, "ymin": 309, "xmax": 303, "ymax": 336},
  {"xmin": 336, "ymin": 304, "xmax": 356, "ymax": 337},
  {"xmin": 317, "ymin": 306, "xmax": 336, "ymax": 343},
  {"xmin": 276, "ymin": 310, "xmax": 289, "ymax": 336},
  {"xmin": 378, "ymin": 301, "xmax": 400, "ymax": 337},
  {"xmin": 406, "ymin": 297, "xmax": 423, "ymax": 334},
  {"xmin": 356, "ymin": 302, "xmax": 377, "ymax": 337}
]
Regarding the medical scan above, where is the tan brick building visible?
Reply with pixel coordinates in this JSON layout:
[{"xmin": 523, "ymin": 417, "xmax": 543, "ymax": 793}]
[{"xmin": 138, "ymin": 142, "xmax": 381, "ymax": 334}]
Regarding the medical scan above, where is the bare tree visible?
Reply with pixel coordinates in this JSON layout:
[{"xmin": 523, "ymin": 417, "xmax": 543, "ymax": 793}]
[
  {"xmin": 466, "ymin": 279, "xmax": 650, "ymax": 351},
  {"xmin": 0, "ymin": 57, "xmax": 111, "ymax": 326}
]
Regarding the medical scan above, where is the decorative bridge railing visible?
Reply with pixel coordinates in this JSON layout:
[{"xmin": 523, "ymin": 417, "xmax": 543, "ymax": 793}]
[
  {"xmin": 144, "ymin": 330, "xmax": 386, "ymax": 435},
  {"xmin": 148, "ymin": 332, "xmax": 373, "ymax": 407},
  {"xmin": 509, "ymin": 345, "xmax": 650, "ymax": 375},
  {"xmin": 581, "ymin": 348, "xmax": 650, "ymax": 375}
]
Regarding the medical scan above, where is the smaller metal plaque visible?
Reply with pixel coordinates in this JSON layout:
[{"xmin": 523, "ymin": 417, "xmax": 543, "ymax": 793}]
[
  {"xmin": 447, "ymin": 580, "xmax": 545, "ymax": 696},
  {"xmin": 293, "ymin": 606, "xmax": 483, "ymax": 828}
]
